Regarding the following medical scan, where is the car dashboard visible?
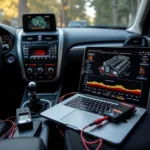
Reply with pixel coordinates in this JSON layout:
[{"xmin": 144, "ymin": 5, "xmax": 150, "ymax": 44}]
[
  {"xmin": 0, "ymin": 23, "xmax": 149, "ymax": 84},
  {"xmin": 0, "ymin": 16, "xmax": 150, "ymax": 150}
]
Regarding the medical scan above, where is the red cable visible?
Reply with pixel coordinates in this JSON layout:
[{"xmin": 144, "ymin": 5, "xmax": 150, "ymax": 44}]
[
  {"xmin": 0, "ymin": 119, "xmax": 16, "ymax": 139},
  {"xmin": 80, "ymin": 126, "xmax": 102, "ymax": 150},
  {"xmin": 1, "ymin": 123, "xmax": 13, "ymax": 139},
  {"xmin": 58, "ymin": 129, "xmax": 64, "ymax": 137},
  {"xmin": 80, "ymin": 116, "xmax": 108, "ymax": 150},
  {"xmin": 6, "ymin": 116, "xmax": 16, "ymax": 120},
  {"xmin": 0, "ymin": 116, "xmax": 16, "ymax": 139},
  {"xmin": 56, "ymin": 124, "xmax": 64, "ymax": 137},
  {"xmin": 9, "ymin": 126, "xmax": 16, "ymax": 138},
  {"xmin": 1, "ymin": 129, "xmax": 12, "ymax": 138},
  {"xmin": 57, "ymin": 92, "xmax": 76, "ymax": 137},
  {"xmin": 7, "ymin": 116, "xmax": 16, "ymax": 138},
  {"xmin": 59, "ymin": 92, "xmax": 76, "ymax": 103},
  {"xmin": 58, "ymin": 92, "xmax": 108, "ymax": 150}
]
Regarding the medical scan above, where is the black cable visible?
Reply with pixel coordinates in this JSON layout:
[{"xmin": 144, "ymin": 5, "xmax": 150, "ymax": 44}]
[
  {"xmin": 22, "ymin": 100, "xmax": 51, "ymax": 118},
  {"xmin": 31, "ymin": 102, "xmax": 46, "ymax": 117}
]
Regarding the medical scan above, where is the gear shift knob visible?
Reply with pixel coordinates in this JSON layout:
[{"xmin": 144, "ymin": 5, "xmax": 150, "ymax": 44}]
[
  {"xmin": 28, "ymin": 81, "xmax": 37, "ymax": 99},
  {"xmin": 28, "ymin": 81, "xmax": 37, "ymax": 92},
  {"xmin": 27, "ymin": 81, "xmax": 48, "ymax": 113}
]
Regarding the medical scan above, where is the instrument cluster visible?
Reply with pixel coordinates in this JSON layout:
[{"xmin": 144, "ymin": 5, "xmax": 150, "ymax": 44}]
[{"xmin": 0, "ymin": 28, "xmax": 14, "ymax": 53}]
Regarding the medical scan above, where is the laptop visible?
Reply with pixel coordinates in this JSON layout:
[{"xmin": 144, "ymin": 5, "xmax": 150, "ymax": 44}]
[{"xmin": 41, "ymin": 47, "xmax": 150, "ymax": 144}]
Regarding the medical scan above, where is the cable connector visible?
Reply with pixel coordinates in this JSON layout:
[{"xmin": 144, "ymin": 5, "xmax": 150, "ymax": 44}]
[
  {"xmin": 81, "ymin": 116, "xmax": 108, "ymax": 150},
  {"xmin": 89, "ymin": 116, "xmax": 108, "ymax": 126}
]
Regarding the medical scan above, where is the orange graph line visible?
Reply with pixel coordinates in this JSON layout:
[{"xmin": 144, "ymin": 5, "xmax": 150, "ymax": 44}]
[{"xmin": 87, "ymin": 81, "xmax": 141, "ymax": 95}]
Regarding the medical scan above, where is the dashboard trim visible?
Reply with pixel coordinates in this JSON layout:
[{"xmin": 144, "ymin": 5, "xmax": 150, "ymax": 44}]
[
  {"xmin": 17, "ymin": 29, "xmax": 64, "ymax": 82},
  {"xmin": 17, "ymin": 30, "xmax": 26, "ymax": 80},
  {"xmin": 69, "ymin": 43, "xmax": 123, "ymax": 52}
]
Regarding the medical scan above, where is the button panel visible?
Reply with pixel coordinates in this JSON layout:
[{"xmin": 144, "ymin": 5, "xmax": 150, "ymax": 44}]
[{"xmin": 22, "ymin": 39, "xmax": 58, "ymax": 81}]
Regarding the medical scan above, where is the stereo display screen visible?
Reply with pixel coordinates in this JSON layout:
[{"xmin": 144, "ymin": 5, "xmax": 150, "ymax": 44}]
[
  {"xmin": 29, "ymin": 47, "xmax": 49, "ymax": 56},
  {"xmin": 23, "ymin": 14, "xmax": 56, "ymax": 32}
]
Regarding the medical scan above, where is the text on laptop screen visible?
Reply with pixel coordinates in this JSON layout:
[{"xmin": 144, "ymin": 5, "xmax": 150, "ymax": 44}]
[{"xmin": 79, "ymin": 47, "xmax": 150, "ymax": 106}]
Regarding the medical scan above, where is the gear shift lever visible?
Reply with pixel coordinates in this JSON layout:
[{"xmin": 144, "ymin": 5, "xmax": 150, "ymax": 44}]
[
  {"xmin": 21, "ymin": 81, "xmax": 51, "ymax": 113},
  {"xmin": 28, "ymin": 82, "xmax": 39, "ymax": 100},
  {"xmin": 28, "ymin": 81, "xmax": 42, "ymax": 112}
]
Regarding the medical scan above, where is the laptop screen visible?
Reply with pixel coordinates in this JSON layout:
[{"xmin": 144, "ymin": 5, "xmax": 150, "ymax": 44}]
[{"xmin": 79, "ymin": 47, "xmax": 150, "ymax": 107}]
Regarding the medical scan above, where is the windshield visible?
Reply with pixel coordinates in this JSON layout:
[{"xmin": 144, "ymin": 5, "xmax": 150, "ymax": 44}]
[{"xmin": 0, "ymin": 0, "xmax": 141, "ymax": 28}]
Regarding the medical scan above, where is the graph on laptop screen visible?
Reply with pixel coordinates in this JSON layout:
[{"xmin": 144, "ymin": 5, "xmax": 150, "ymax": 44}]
[{"xmin": 79, "ymin": 47, "xmax": 150, "ymax": 106}]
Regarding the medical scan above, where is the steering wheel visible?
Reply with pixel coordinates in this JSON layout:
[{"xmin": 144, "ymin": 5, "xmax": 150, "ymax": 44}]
[{"xmin": 0, "ymin": 37, "xmax": 3, "ymax": 70}]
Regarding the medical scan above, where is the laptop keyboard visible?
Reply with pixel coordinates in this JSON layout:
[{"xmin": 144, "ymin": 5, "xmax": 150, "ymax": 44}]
[{"xmin": 64, "ymin": 96, "xmax": 119, "ymax": 115}]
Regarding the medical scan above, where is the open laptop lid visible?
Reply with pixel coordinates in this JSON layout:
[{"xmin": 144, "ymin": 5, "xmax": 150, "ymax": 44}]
[{"xmin": 78, "ymin": 47, "xmax": 150, "ymax": 108}]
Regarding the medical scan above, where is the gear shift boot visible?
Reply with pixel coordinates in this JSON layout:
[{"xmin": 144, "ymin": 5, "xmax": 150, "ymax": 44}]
[{"xmin": 28, "ymin": 82, "xmax": 43, "ymax": 113}]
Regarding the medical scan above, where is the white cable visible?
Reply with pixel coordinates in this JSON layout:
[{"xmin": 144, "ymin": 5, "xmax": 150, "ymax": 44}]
[
  {"xmin": 22, "ymin": 99, "xmax": 51, "ymax": 109},
  {"xmin": 22, "ymin": 101, "xmax": 30, "ymax": 108}
]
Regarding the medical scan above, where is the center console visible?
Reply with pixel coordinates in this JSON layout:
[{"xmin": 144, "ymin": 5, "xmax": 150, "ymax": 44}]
[
  {"xmin": 15, "ymin": 13, "xmax": 64, "ymax": 149},
  {"xmin": 17, "ymin": 14, "xmax": 63, "ymax": 82},
  {"xmin": 17, "ymin": 81, "xmax": 62, "ymax": 148}
]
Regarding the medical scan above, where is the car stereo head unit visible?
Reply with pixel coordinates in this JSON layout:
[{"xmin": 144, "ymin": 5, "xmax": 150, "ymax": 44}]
[
  {"xmin": 29, "ymin": 46, "xmax": 49, "ymax": 56},
  {"xmin": 23, "ymin": 13, "xmax": 56, "ymax": 32}
]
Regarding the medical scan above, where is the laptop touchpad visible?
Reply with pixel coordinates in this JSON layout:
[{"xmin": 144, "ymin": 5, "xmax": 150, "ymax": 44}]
[{"xmin": 61, "ymin": 110, "xmax": 101, "ymax": 129}]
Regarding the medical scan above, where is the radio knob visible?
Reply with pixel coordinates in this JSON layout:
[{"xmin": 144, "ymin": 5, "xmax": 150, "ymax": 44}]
[
  {"xmin": 52, "ymin": 55, "xmax": 56, "ymax": 60},
  {"xmin": 37, "ymin": 67, "xmax": 44, "ymax": 75},
  {"xmin": 48, "ymin": 68, "xmax": 54, "ymax": 74},
  {"xmin": 26, "ymin": 68, "xmax": 33, "ymax": 75}
]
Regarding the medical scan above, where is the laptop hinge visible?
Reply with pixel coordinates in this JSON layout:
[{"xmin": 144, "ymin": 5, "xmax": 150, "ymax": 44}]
[
  {"xmin": 82, "ymin": 93, "xmax": 140, "ymax": 106},
  {"xmin": 82, "ymin": 93, "xmax": 120, "ymax": 104},
  {"xmin": 83, "ymin": 93, "xmax": 99, "ymax": 99}
]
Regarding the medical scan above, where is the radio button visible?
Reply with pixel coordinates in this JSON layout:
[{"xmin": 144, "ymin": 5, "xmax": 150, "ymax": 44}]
[
  {"xmin": 26, "ymin": 68, "xmax": 33, "ymax": 75},
  {"xmin": 37, "ymin": 67, "xmax": 44, "ymax": 75},
  {"xmin": 48, "ymin": 68, "xmax": 54, "ymax": 75}
]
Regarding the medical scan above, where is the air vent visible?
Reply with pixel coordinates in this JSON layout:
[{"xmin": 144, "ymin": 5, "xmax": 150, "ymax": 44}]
[
  {"xmin": 22, "ymin": 36, "xmax": 38, "ymax": 41},
  {"xmin": 42, "ymin": 35, "xmax": 58, "ymax": 41},
  {"xmin": 123, "ymin": 36, "xmax": 147, "ymax": 47},
  {"xmin": 22, "ymin": 35, "xmax": 58, "ymax": 41}
]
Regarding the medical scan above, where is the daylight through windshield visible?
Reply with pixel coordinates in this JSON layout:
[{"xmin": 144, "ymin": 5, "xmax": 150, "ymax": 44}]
[{"xmin": 0, "ymin": 0, "xmax": 141, "ymax": 28}]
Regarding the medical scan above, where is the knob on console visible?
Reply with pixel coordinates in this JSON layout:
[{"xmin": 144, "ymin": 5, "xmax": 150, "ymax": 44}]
[
  {"xmin": 48, "ymin": 68, "xmax": 54, "ymax": 74},
  {"xmin": 28, "ymin": 81, "xmax": 37, "ymax": 92},
  {"xmin": 26, "ymin": 68, "xmax": 33, "ymax": 75},
  {"xmin": 28, "ymin": 81, "xmax": 41, "ymax": 110},
  {"xmin": 37, "ymin": 67, "xmax": 44, "ymax": 75},
  {"xmin": 52, "ymin": 55, "xmax": 56, "ymax": 60}
]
